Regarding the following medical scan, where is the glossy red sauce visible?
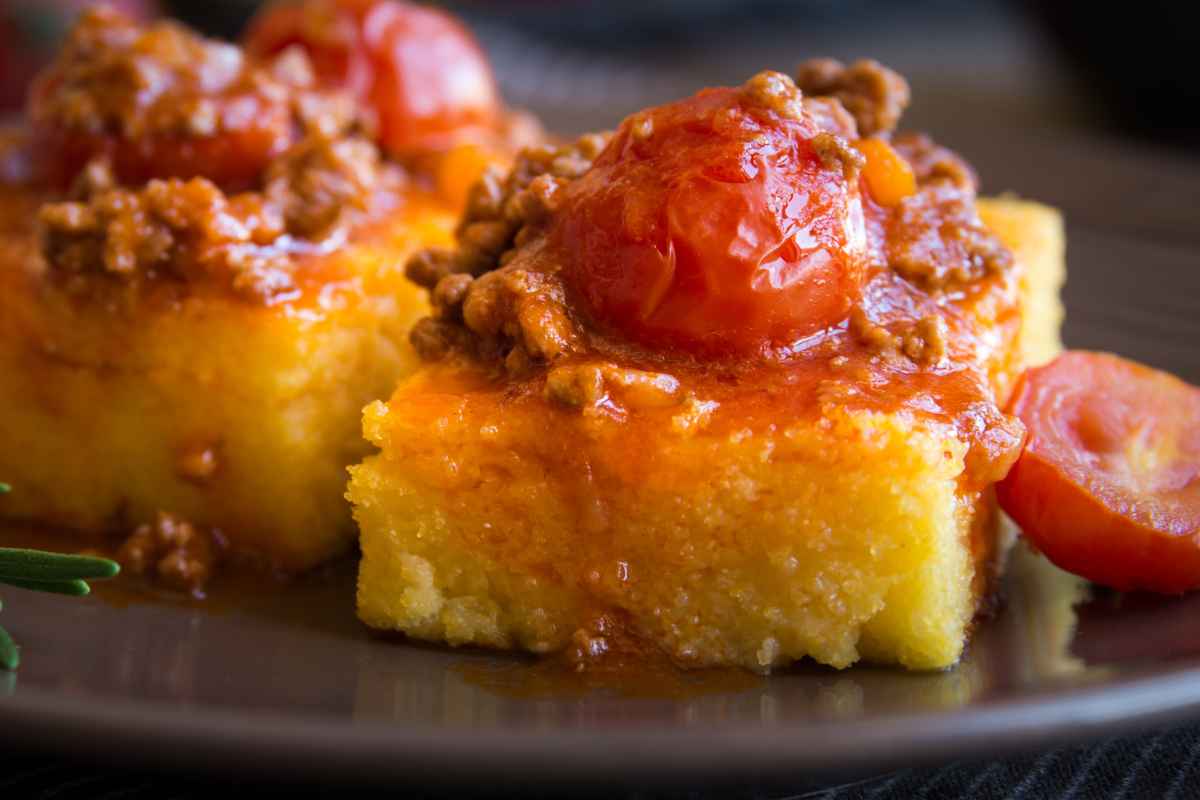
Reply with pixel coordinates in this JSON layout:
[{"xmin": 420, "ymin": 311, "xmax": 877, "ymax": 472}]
[
  {"xmin": 555, "ymin": 84, "xmax": 866, "ymax": 357},
  {"xmin": 513, "ymin": 183, "xmax": 1024, "ymax": 493}
]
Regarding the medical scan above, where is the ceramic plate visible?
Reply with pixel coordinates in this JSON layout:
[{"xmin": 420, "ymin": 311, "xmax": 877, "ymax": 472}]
[
  {"xmin": 3, "ymin": 73, "xmax": 1200, "ymax": 794},
  {"xmin": 4, "ymin": 542, "xmax": 1200, "ymax": 791}
]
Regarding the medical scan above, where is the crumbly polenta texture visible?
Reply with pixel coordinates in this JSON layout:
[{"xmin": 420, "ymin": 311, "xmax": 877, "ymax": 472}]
[
  {"xmin": 350, "ymin": 198, "xmax": 1064, "ymax": 670},
  {"xmin": 978, "ymin": 198, "xmax": 1065, "ymax": 368},
  {"xmin": 0, "ymin": 202, "xmax": 455, "ymax": 571}
]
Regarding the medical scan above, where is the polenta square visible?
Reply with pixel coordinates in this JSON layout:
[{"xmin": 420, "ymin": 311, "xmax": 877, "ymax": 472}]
[
  {"xmin": 350, "ymin": 62, "xmax": 1066, "ymax": 670},
  {"xmin": 0, "ymin": 186, "xmax": 455, "ymax": 571},
  {"xmin": 0, "ymin": 7, "xmax": 499, "ymax": 574},
  {"xmin": 0, "ymin": 0, "xmax": 543, "ymax": 581},
  {"xmin": 351, "ymin": 196, "xmax": 1062, "ymax": 671}
]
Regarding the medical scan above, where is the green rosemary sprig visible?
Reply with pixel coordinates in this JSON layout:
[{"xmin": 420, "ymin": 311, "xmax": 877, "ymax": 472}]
[
  {"xmin": 0, "ymin": 486, "xmax": 120, "ymax": 670},
  {"xmin": 0, "ymin": 548, "xmax": 120, "ymax": 582},
  {"xmin": 0, "ymin": 623, "xmax": 16, "ymax": 672}
]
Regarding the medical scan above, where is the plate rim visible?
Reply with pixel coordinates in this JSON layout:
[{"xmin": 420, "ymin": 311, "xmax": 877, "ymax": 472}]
[{"xmin": 4, "ymin": 662, "xmax": 1200, "ymax": 786}]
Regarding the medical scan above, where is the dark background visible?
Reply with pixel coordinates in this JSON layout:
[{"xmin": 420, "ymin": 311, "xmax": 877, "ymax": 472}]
[{"xmin": 5, "ymin": 0, "xmax": 1200, "ymax": 142}]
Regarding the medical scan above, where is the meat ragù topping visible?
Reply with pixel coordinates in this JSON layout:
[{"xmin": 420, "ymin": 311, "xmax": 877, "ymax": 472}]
[
  {"xmin": 404, "ymin": 65, "xmax": 1015, "ymax": 387},
  {"xmin": 116, "ymin": 511, "xmax": 226, "ymax": 597},
  {"xmin": 38, "ymin": 131, "xmax": 401, "ymax": 302},
  {"xmin": 886, "ymin": 182, "xmax": 1012, "ymax": 290},
  {"xmin": 794, "ymin": 58, "xmax": 911, "ymax": 138},
  {"xmin": 26, "ymin": 7, "xmax": 350, "ymax": 191},
  {"xmin": 24, "ymin": 6, "xmax": 537, "ymax": 304},
  {"xmin": 405, "ymin": 134, "xmax": 609, "ymax": 366}
]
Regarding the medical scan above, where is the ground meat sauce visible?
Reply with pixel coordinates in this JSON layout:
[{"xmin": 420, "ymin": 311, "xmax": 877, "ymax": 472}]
[
  {"xmin": 27, "ymin": 7, "xmax": 310, "ymax": 191},
  {"xmin": 408, "ymin": 63, "xmax": 1011, "ymax": 370},
  {"xmin": 20, "ymin": 8, "xmax": 465, "ymax": 304},
  {"xmin": 406, "ymin": 134, "xmax": 608, "ymax": 366},
  {"xmin": 116, "ymin": 510, "xmax": 226, "ymax": 597},
  {"xmin": 893, "ymin": 132, "xmax": 978, "ymax": 192},
  {"xmin": 38, "ymin": 128, "xmax": 403, "ymax": 302},
  {"xmin": 793, "ymin": 58, "xmax": 911, "ymax": 138},
  {"xmin": 404, "ymin": 64, "xmax": 1025, "ymax": 479},
  {"xmin": 886, "ymin": 182, "xmax": 1012, "ymax": 290}
]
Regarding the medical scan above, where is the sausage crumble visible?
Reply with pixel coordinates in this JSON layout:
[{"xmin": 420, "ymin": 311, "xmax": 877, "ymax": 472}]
[
  {"xmin": 405, "ymin": 135, "xmax": 609, "ymax": 368},
  {"xmin": 794, "ymin": 58, "xmax": 911, "ymax": 138}
]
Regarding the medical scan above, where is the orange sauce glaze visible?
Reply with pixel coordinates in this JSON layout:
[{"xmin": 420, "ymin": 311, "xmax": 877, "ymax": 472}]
[
  {"xmin": 0, "ymin": 174, "xmax": 447, "ymax": 322},
  {"xmin": 415, "ymin": 189, "xmax": 1027, "ymax": 497},
  {"xmin": 455, "ymin": 633, "xmax": 764, "ymax": 699}
]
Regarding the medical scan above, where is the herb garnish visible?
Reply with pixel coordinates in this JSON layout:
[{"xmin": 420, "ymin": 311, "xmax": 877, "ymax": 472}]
[{"xmin": 0, "ymin": 483, "xmax": 120, "ymax": 670}]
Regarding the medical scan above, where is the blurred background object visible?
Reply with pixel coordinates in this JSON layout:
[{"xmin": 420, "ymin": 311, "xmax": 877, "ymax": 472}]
[
  {"xmin": 0, "ymin": 0, "xmax": 158, "ymax": 110},
  {"xmin": 3, "ymin": 0, "xmax": 1198, "ymax": 144},
  {"xmin": 1029, "ymin": 0, "xmax": 1200, "ymax": 142}
]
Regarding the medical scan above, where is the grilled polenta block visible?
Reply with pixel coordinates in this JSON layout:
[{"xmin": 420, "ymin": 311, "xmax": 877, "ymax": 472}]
[
  {"xmin": 353, "ymin": 374, "xmax": 990, "ymax": 670},
  {"xmin": 352, "ymin": 66, "xmax": 1066, "ymax": 671},
  {"xmin": 0, "ymin": 189, "xmax": 455, "ymax": 570},
  {"xmin": 351, "ymin": 200, "xmax": 1062, "ymax": 672},
  {"xmin": 0, "ymin": 6, "xmax": 524, "ymax": 574},
  {"xmin": 352, "ymin": 198, "xmax": 1063, "ymax": 670},
  {"xmin": 979, "ymin": 198, "xmax": 1066, "ymax": 369}
]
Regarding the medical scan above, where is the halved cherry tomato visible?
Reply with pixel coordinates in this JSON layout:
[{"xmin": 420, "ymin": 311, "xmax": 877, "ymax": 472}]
[
  {"xmin": 997, "ymin": 351, "xmax": 1200, "ymax": 593},
  {"xmin": 244, "ymin": 0, "xmax": 500, "ymax": 157},
  {"xmin": 553, "ymin": 81, "xmax": 868, "ymax": 356}
]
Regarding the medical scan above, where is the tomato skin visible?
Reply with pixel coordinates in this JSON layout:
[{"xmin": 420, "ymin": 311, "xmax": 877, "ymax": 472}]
[
  {"xmin": 28, "ymin": 77, "xmax": 293, "ymax": 191},
  {"xmin": 553, "ymin": 85, "xmax": 867, "ymax": 356},
  {"xmin": 997, "ymin": 351, "xmax": 1200, "ymax": 593},
  {"xmin": 244, "ymin": 2, "xmax": 373, "ymax": 96},
  {"xmin": 25, "ymin": 7, "xmax": 298, "ymax": 191},
  {"xmin": 244, "ymin": 0, "xmax": 500, "ymax": 156}
]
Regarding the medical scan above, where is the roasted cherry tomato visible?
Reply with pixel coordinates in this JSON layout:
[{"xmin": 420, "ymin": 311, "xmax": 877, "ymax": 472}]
[
  {"xmin": 997, "ymin": 351, "xmax": 1200, "ymax": 593},
  {"xmin": 244, "ymin": 0, "xmax": 500, "ymax": 156},
  {"xmin": 553, "ymin": 78, "xmax": 868, "ymax": 355},
  {"xmin": 26, "ymin": 9, "xmax": 295, "ymax": 191},
  {"xmin": 28, "ymin": 77, "xmax": 293, "ymax": 191}
]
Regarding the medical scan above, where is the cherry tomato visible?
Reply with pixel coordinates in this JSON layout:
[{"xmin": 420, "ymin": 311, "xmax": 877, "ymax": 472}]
[
  {"xmin": 244, "ymin": 0, "xmax": 500, "ymax": 156},
  {"xmin": 26, "ymin": 9, "xmax": 295, "ymax": 191},
  {"xmin": 28, "ymin": 75, "xmax": 293, "ymax": 191},
  {"xmin": 553, "ymin": 83, "xmax": 867, "ymax": 355},
  {"xmin": 997, "ymin": 351, "xmax": 1200, "ymax": 593}
]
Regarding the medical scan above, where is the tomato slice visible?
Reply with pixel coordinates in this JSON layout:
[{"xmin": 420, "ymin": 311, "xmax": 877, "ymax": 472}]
[
  {"xmin": 553, "ymin": 75, "xmax": 867, "ymax": 356},
  {"xmin": 244, "ymin": 0, "xmax": 500, "ymax": 157},
  {"xmin": 997, "ymin": 351, "xmax": 1200, "ymax": 593}
]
